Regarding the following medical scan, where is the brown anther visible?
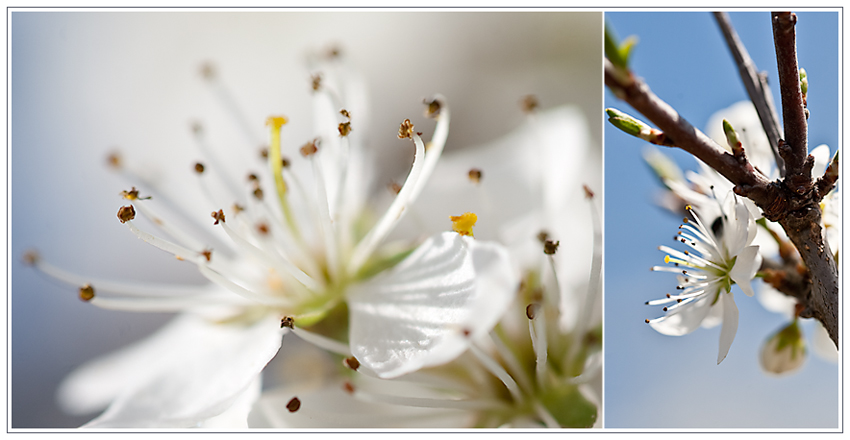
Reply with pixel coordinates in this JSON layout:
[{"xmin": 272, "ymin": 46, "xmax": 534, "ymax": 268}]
[
  {"xmin": 583, "ymin": 184, "xmax": 595, "ymax": 199},
  {"xmin": 340, "ymin": 109, "xmax": 351, "ymax": 119},
  {"xmin": 280, "ymin": 316, "xmax": 295, "ymax": 329},
  {"xmin": 200, "ymin": 249, "xmax": 213, "ymax": 262},
  {"xmin": 281, "ymin": 157, "xmax": 291, "ymax": 168},
  {"xmin": 194, "ymin": 162, "xmax": 205, "ymax": 174},
  {"xmin": 106, "ymin": 151, "xmax": 122, "ymax": 169},
  {"xmin": 22, "ymin": 250, "xmax": 40, "ymax": 266},
  {"xmin": 645, "ymin": 319, "xmax": 650, "ymax": 324},
  {"xmin": 286, "ymin": 397, "xmax": 301, "ymax": 413},
  {"xmin": 248, "ymin": 173, "xmax": 259, "ymax": 182},
  {"xmin": 300, "ymin": 139, "xmax": 319, "ymax": 157},
  {"xmin": 211, "ymin": 209, "xmax": 225, "ymax": 225},
  {"xmin": 256, "ymin": 222, "xmax": 269, "ymax": 235},
  {"xmin": 253, "ymin": 187, "xmax": 264, "ymax": 200},
  {"xmin": 520, "ymin": 94, "xmax": 539, "ymax": 114},
  {"xmin": 260, "ymin": 148, "xmax": 269, "ymax": 159},
  {"xmin": 311, "ymin": 73, "xmax": 322, "ymax": 91},
  {"xmin": 388, "ymin": 181, "xmax": 402, "ymax": 195},
  {"xmin": 537, "ymin": 230, "xmax": 550, "ymax": 243},
  {"xmin": 526, "ymin": 303, "xmax": 539, "ymax": 320},
  {"xmin": 342, "ymin": 382, "xmax": 355, "ymax": 394},
  {"xmin": 232, "ymin": 204, "xmax": 244, "ymax": 214},
  {"xmin": 398, "ymin": 119, "xmax": 415, "ymax": 139},
  {"xmin": 338, "ymin": 121, "xmax": 352, "ymax": 137},
  {"xmin": 200, "ymin": 62, "xmax": 217, "ymax": 80},
  {"xmin": 117, "ymin": 205, "xmax": 136, "ymax": 223},
  {"xmin": 79, "ymin": 284, "xmax": 95, "ymax": 302},
  {"xmin": 461, "ymin": 328, "xmax": 472, "ymax": 338},
  {"xmin": 423, "ymin": 98, "xmax": 442, "ymax": 118},
  {"xmin": 543, "ymin": 240, "xmax": 560, "ymax": 255},
  {"xmin": 343, "ymin": 356, "xmax": 360, "ymax": 371},
  {"xmin": 468, "ymin": 168, "xmax": 482, "ymax": 184}
]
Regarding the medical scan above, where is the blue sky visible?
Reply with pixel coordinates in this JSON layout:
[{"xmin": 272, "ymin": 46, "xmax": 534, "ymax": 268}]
[{"xmin": 604, "ymin": 11, "xmax": 839, "ymax": 428}]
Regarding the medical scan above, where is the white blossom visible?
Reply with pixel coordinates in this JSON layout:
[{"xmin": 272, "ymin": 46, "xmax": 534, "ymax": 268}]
[
  {"xmin": 647, "ymin": 190, "xmax": 761, "ymax": 364},
  {"xmin": 33, "ymin": 55, "xmax": 517, "ymax": 427}
]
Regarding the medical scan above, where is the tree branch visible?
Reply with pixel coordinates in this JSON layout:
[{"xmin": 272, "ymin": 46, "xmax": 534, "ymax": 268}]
[
  {"xmin": 772, "ymin": 12, "xmax": 810, "ymax": 178},
  {"xmin": 606, "ymin": 12, "xmax": 839, "ymax": 346},
  {"xmin": 713, "ymin": 11, "xmax": 785, "ymax": 176},
  {"xmin": 605, "ymin": 59, "xmax": 775, "ymax": 206}
]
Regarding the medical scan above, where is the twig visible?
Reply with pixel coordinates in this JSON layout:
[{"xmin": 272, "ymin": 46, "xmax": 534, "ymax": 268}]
[
  {"xmin": 772, "ymin": 12, "xmax": 809, "ymax": 178},
  {"xmin": 713, "ymin": 12, "xmax": 785, "ymax": 176},
  {"xmin": 605, "ymin": 59, "xmax": 774, "ymax": 202}
]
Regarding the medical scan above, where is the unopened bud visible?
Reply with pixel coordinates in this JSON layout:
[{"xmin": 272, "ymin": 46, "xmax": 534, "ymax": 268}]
[{"xmin": 760, "ymin": 320, "xmax": 806, "ymax": 376}]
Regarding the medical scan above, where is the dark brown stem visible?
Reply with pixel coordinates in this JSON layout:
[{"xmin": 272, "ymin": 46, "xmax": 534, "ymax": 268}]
[
  {"xmin": 714, "ymin": 12, "xmax": 785, "ymax": 176},
  {"xmin": 772, "ymin": 12, "xmax": 809, "ymax": 177},
  {"xmin": 778, "ymin": 212, "xmax": 838, "ymax": 343}
]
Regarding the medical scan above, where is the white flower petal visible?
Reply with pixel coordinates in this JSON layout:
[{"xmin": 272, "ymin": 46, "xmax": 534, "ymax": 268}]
[
  {"xmin": 649, "ymin": 295, "xmax": 714, "ymax": 336},
  {"xmin": 198, "ymin": 377, "xmax": 261, "ymax": 429},
  {"xmin": 57, "ymin": 314, "xmax": 212, "ymax": 416},
  {"xmin": 729, "ymin": 245, "xmax": 761, "ymax": 297},
  {"xmin": 82, "ymin": 314, "xmax": 284, "ymax": 428},
  {"xmin": 717, "ymin": 293, "xmax": 739, "ymax": 364},
  {"xmin": 348, "ymin": 231, "xmax": 517, "ymax": 378},
  {"xmin": 810, "ymin": 144, "xmax": 831, "ymax": 177}
]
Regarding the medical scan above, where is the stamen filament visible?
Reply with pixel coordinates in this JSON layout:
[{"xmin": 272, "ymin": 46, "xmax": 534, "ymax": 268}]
[
  {"xmin": 197, "ymin": 265, "xmax": 293, "ymax": 308},
  {"xmin": 408, "ymin": 95, "xmax": 450, "ymax": 202},
  {"xmin": 32, "ymin": 258, "xmax": 210, "ymax": 297},
  {"xmin": 310, "ymin": 153, "xmax": 341, "ymax": 281},
  {"xmin": 534, "ymin": 401, "xmax": 560, "ymax": 428},
  {"xmin": 569, "ymin": 192, "xmax": 602, "ymax": 366},
  {"xmin": 470, "ymin": 343, "xmax": 524, "ymax": 404},
  {"xmin": 291, "ymin": 327, "xmax": 351, "ymax": 356},
  {"xmin": 124, "ymin": 219, "xmax": 210, "ymax": 264},
  {"xmin": 191, "ymin": 127, "xmax": 244, "ymax": 201},
  {"xmin": 348, "ymin": 131, "xmax": 426, "ymax": 274},
  {"xmin": 219, "ymin": 221, "xmax": 320, "ymax": 292},
  {"xmin": 489, "ymin": 330, "xmax": 533, "ymax": 392},
  {"xmin": 90, "ymin": 294, "xmax": 240, "ymax": 312},
  {"xmin": 528, "ymin": 314, "xmax": 548, "ymax": 389},
  {"xmin": 354, "ymin": 390, "xmax": 503, "ymax": 411},
  {"xmin": 131, "ymin": 199, "xmax": 207, "ymax": 252}
]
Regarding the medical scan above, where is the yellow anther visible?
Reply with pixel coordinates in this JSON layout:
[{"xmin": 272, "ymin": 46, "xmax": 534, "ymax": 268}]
[
  {"xmin": 450, "ymin": 212, "xmax": 478, "ymax": 237},
  {"xmin": 664, "ymin": 255, "xmax": 671, "ymax": 264},
  {"xmin": 265, "ymin": 116, "xmax": 288, "ymax": 129}
]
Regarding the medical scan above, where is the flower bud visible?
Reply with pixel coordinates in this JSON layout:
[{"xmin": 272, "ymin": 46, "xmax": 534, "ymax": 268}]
[{"xmin": 760, "ymin": 320, "xmax": 806, "ymax": 376}]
